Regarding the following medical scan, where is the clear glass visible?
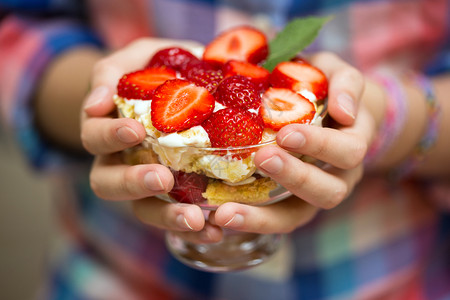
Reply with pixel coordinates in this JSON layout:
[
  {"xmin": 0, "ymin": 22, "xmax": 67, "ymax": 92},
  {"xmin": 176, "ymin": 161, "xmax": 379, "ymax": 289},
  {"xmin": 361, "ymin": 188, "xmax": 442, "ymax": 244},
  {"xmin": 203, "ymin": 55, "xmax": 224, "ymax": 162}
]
[{"xmin": 121, "ymin": 99, "xmax": 327, "ymax": 272}]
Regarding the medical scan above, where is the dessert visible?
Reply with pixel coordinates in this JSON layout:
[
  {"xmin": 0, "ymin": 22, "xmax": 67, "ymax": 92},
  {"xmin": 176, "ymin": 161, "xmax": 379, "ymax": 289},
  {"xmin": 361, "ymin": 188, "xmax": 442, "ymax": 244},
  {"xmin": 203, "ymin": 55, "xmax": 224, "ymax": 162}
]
[{"xmin": 115, "ymin": 25, "xmax": 328, "ymax": 207}]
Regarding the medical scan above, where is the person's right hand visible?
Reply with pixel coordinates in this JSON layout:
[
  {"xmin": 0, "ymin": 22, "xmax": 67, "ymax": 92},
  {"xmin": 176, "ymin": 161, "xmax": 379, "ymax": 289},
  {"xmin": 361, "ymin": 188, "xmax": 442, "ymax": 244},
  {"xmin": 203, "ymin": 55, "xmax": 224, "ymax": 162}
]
[{"xmin": 80, "ymin": 38, "xmax": 223, "ymax": 244}]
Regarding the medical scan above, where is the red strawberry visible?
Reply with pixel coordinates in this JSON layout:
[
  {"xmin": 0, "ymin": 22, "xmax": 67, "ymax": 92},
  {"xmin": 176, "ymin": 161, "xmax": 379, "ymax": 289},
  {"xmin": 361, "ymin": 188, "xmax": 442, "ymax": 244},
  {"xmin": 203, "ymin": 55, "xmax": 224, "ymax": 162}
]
[
  {"xmin": 179, "ymin": 59, "xmax": 217, "ymax": 78},
  {"xmin": 146, "ymin": 47, "xmax": 198, "ymax": 71},
  {"xmin": 203, "ymin": 26, "xmax": 268, "ymax": 66},
  {"xmin": 169, "ymin": 170, "xmax": 208, "ymax": 204},
  {"xmin": 260, "ymin": 87, "xmax": 316, "ymax": 131},
  {"xmin": 269, "ymin": 61, "xmax": 328, "ymax": 101},
  {"xmin": 215, "ymin": 75, "xmax": 261, "ymax": 110},
  {"xmin": 151, "ymin": 79, "xmax": 215, "ymax": 133},
  {"xmin": 187, "ymin": 69, "xmax": 224, "ymax": 93},
  {"xmin": 117, "ymin": 68, "xmax": 177, "ymax": 100},
  {"xmin": 202, "ymin": 107, "xmax": 264, "ymax": 147},
  {"xmin": 223, "ymin": 60, "xmax": 270, "ymax": 91}
]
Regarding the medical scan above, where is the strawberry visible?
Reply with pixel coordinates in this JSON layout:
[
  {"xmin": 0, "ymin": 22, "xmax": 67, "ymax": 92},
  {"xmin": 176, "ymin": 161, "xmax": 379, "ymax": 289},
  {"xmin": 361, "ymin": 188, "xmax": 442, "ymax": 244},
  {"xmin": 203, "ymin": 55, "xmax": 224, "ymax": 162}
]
[
  {"xmin": 179, "ymin": 59, "xmax": 216, "ymax": 78},
  {"xmin": 169, "ymin": 170, "xmax": 208, "ymax": 204},
  {"xmin": 187, "ymin": 69, "xmax": 224, "ymax": 93},
  {"xmin": 269, "ymin": 61, "xmax": 328, "ymax": 101},
  {"xmin": 203, "ymin": 26, "xmax": 268, "ymax": 66},
  {"xmin": 215, "ymin": 75, "xmax": 261, "ymax": 110},
  {"xmin": 259, "ymin": 87, "xmax": 316, "ymax": 131},
  {"xmin": 146, "ymin": 47, "xmax": 198, "ymax": 71},
  {"xmin": 117, "ymin": 68, "xmax": 177, "ymax": 100},
  {"xmin": 222, "ymin": 60, "xmax": 270, "ymax": 91},
  {"xmin": 202, "ymin": 107, "xmax": 264, "ymax": 147},
  {"xmin": 151, "ymin": 79, "xmax": 215, "ymax": 133}
]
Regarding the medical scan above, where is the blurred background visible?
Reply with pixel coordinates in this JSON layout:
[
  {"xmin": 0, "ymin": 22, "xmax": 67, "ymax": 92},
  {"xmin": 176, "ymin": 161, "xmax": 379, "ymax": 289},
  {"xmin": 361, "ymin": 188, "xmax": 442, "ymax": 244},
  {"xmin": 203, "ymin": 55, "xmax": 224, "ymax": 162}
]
[{"xmin": 0, "ymin": 129, "xmax": 55, "ymax": 300}]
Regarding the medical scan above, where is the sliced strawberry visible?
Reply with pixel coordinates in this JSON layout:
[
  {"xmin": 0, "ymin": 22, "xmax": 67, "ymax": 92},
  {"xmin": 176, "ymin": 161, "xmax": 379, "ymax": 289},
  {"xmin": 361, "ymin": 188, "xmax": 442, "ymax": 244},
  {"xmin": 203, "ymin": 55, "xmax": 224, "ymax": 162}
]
[
  {"xmin": 203, "ymin": 26, "xmax": 268, "ymax": 66},
  {"xmin": 187, "ymin": 69, "xmax": 224, "ymax": 93},
  {"xmin": 202, "ymin": 107, "xmax": 264, "ymax": 147},
  {"xmin": 151, "ymin": 79, "xmax": 215, "ymax": 133},
  {"xmin": 117, "ymin": 68, "xmax": 177, "ymax": 100},
  {"xmin": 215, "ymin": 75, "xmax": 261, "ymax": 110},
  {"xmin": 223, "ymin": 60, "xmax": 270, "ymax": 91},
  {"xmin": 146, "ymin": 47, "xmax": 198, "ymax": 71},
  {"xmin": 260, "ymin": 87, "xmax": 316, "ymax": 131},
  {"xmin": 169, "ymin": 170, "xmax": 208, "ymax": 204},
  {"xmin": 269, "ymin": 61, "xmax": 328, "ymax": 101}
]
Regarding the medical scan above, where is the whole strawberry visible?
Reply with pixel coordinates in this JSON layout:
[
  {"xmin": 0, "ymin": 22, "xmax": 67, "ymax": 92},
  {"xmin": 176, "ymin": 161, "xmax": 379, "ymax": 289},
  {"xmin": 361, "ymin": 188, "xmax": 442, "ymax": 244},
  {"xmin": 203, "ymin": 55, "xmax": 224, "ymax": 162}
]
[
  {"xmin": 202, "ymin": 107, "xmax": 264, "ymax": 147},
  {"xmin": 187, "ymin": 69, "xmax": 224, "ymax": 93},
  {"xmin": 169, "ymin": 170, "xmax": 208, "ymax": 204},
  {"xmin": 215, "ymin": 75, "xmax": 261, "ymax": 110},
  {"xmin": 146, "ymin": 47, "xmax": 198, "ymax": 71}
]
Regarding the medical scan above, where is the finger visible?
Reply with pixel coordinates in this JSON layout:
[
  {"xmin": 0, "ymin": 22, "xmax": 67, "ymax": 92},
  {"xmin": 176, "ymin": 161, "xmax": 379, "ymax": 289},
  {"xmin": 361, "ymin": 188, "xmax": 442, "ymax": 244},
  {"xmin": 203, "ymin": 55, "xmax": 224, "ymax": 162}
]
[
  {"xmin": 90, "ymin": 38, "xmax": 204, "ymax": 90},
  {"xmin": 209, "ymin": 196, "xmax": 318, "ymax": 234},
  {"xmin": 83, "ymin": 38, "xmax": 204, "ymax": 116},
  {"xmin": 169, "ymin": 223, "xmax": 224, "ymax": 244},
  {"xmin": 254, "ymin": 146, "xmax": 355, "ymax": 209},
  {"xmin": 133, "ymin": 199, "xmax": 206, "ymax": 232},
  {"xmin": 309, "ymin": 52, "xmax": 365, "ymax": 126},
  {"xmin": 276, "ymin": 105, "xmax": 374, "ymax": 169},
  {"xmin": 82, "ymin": 85, "xmax": 117, "ymax": 117},
  {"xmin": 90, "ymin": 154, "xmax": 174, "ymax": 200},
  {"xmin": 81, "ymin": 117, "xmax": 146, "ymax": 155}
]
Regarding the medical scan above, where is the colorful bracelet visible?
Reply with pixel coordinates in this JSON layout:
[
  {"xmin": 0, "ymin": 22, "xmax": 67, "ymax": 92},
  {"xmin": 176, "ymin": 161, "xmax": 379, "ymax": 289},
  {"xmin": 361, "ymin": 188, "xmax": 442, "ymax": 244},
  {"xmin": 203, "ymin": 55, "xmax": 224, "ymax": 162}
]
[
  {"xmin": 364, "ymin": 70, "xmax": 408, "ymax": 166},
  {"xmin": 389, "ymin": 73, "xmax": 441, "ymax": 180}
]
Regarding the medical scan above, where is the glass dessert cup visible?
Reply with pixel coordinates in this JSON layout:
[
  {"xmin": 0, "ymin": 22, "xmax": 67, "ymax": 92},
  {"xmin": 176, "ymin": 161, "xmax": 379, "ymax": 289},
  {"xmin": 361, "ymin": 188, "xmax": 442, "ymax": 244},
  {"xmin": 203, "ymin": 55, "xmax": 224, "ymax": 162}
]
[
  {"xmin": 120, "ymin": 99, "xmax": 327, "ymax": 273},
  {"xmin": 125, "ymin": 138, "xmax": 292, "ymax": 272}
]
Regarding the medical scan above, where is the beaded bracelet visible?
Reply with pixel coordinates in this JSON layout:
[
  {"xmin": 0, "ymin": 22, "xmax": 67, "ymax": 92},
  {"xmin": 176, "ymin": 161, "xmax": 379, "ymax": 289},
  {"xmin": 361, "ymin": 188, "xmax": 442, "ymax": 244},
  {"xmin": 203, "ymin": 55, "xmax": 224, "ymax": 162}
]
[
  {"xmin": 364, "ymin": 70, "xmax": 408, "ymax": 166},
  {"xmin": 389, "ymin": 73, "xmax": 441, "ymax": 180}
]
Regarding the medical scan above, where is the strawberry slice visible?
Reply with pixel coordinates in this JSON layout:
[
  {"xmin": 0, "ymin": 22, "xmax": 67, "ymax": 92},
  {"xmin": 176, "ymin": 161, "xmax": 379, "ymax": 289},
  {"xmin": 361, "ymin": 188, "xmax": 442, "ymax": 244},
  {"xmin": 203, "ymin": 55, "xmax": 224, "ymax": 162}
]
[
  {"xmin": 169, "ymin": 170, "xmax": 208, "ymax": 204},
  {"xmin": 215, "ymin": 75, "xmax": 261, "ymax": 110},
  {"xmin": 146, "ymin": 47, "xmax": 198, "ymax": 71},
  {"xmin": 223, "ymin": 60, "xmax": 270, "ymax": 91},
  {"xmin": 269, "ymin": 61, "xmax": 328, "ymax": 101},
  {"xmin": 117, "ymin": 68, "xmax": 177, "ymax": 100},
  {"xmin": 151, "ymin": 79, "xmax": 215, "ymax": 133},
  {"xmin": 202, "ymin": 107, "xmax": 264, "ymax": 147},
  {"xmin": 203, "ymin": 26, "xmax": 268, "ymax": 66},
  {"xmin": 260, "ymin": 87, "xmax": 316, "ymax": 131}
]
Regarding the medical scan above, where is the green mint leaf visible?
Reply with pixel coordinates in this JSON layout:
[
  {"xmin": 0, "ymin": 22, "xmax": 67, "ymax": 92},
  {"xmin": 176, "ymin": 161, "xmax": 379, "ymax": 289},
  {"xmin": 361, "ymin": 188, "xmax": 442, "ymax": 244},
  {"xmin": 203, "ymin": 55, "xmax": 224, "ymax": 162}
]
[{"xmin": 263, "ymin": 16, "xmax": 331, "ymax": 71}]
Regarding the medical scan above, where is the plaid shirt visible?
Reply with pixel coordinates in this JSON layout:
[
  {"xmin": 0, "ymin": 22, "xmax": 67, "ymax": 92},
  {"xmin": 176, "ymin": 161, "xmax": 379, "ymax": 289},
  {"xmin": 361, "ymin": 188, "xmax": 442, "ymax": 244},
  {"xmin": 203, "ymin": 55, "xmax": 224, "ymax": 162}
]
[{"xmin": 1, "ymin": 0, "xmax": 449, "ymax": 299}]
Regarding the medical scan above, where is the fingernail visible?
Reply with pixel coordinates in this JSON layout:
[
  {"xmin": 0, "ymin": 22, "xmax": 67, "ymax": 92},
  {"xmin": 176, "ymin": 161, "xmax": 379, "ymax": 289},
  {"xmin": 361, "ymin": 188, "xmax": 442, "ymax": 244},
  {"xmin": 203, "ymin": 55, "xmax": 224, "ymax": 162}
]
[
  {"xmin": 337, "ymin": 93, "xmax": 356, "ymax": 119},
  {"xmin": 224, "ymin": 214, "xmax": 244, "ymax": 229},
  {"xmin": 259, "ymin": 155, "xmax": 283, "ymax": 174},
  {"xmin": 176, "ymin": 214, "xmax": 193, "ymax": 230},
  {"xmin": 84, "ymin": 86, "xmax": 109, "ymax": 110},
  {"xmin": 117, "ymin": 126, "xmax": 140, "ymax": 144},
  {"xmin": 144, "ymin": 171, "xmax": 166, "ymax": 191},
  {"xmin": 280, "ymin": 131, "xmax": 306, "ymax": 149}
]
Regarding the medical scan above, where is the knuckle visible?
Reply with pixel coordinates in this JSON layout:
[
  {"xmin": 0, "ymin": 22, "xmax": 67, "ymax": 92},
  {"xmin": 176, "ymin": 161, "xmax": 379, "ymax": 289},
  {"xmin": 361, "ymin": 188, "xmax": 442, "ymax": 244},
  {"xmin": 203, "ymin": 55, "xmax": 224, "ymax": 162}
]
[
  {"xmin": 322, "ymin": 185, "xmax": 347, "ymax": 209},
  {"xmin": 343, "ymin": 139, "xmax": 367, "ymax": 169},
  {"xmin": 339, "ymin": 67, "xmax": 365, "ymax": 91},
  {"xmin": 309, "ymin": 134, "xmax": 330, "ymax": 159},
  {"xmin": 313, "ymin": 51, "xmax": 338, "ymax": 64},
  {"xmin": 122, "ymin": 167, "xmax": 141, "ymax": 198}
]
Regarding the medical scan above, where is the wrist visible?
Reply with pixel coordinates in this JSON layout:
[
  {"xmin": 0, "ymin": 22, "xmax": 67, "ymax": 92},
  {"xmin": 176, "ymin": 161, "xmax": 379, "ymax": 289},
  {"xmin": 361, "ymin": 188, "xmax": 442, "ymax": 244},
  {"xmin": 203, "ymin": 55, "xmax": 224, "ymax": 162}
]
[{"xmin": 35, "ymin": 46, "xmax": 104, "ymax": 151}]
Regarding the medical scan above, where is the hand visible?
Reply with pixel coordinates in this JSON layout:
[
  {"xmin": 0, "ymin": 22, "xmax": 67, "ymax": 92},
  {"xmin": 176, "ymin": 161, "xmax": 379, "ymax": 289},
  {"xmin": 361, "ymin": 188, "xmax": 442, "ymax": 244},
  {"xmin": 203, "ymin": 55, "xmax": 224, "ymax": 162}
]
[
  {"xmin": 80, "ymin": 38, "xmax": 219, "ymax": 241},
  {"xmin": 208, "ymin": 52, "xmax": 375, "ymax": 234}
]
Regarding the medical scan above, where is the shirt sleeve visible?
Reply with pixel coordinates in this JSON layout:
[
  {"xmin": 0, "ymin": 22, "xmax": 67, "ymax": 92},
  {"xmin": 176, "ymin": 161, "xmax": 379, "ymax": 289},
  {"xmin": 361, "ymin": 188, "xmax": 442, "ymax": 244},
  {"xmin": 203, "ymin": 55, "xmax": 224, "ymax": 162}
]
[{"xmin": 0, "ymin": 14, "xmax": 102, "ymax": 171}]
